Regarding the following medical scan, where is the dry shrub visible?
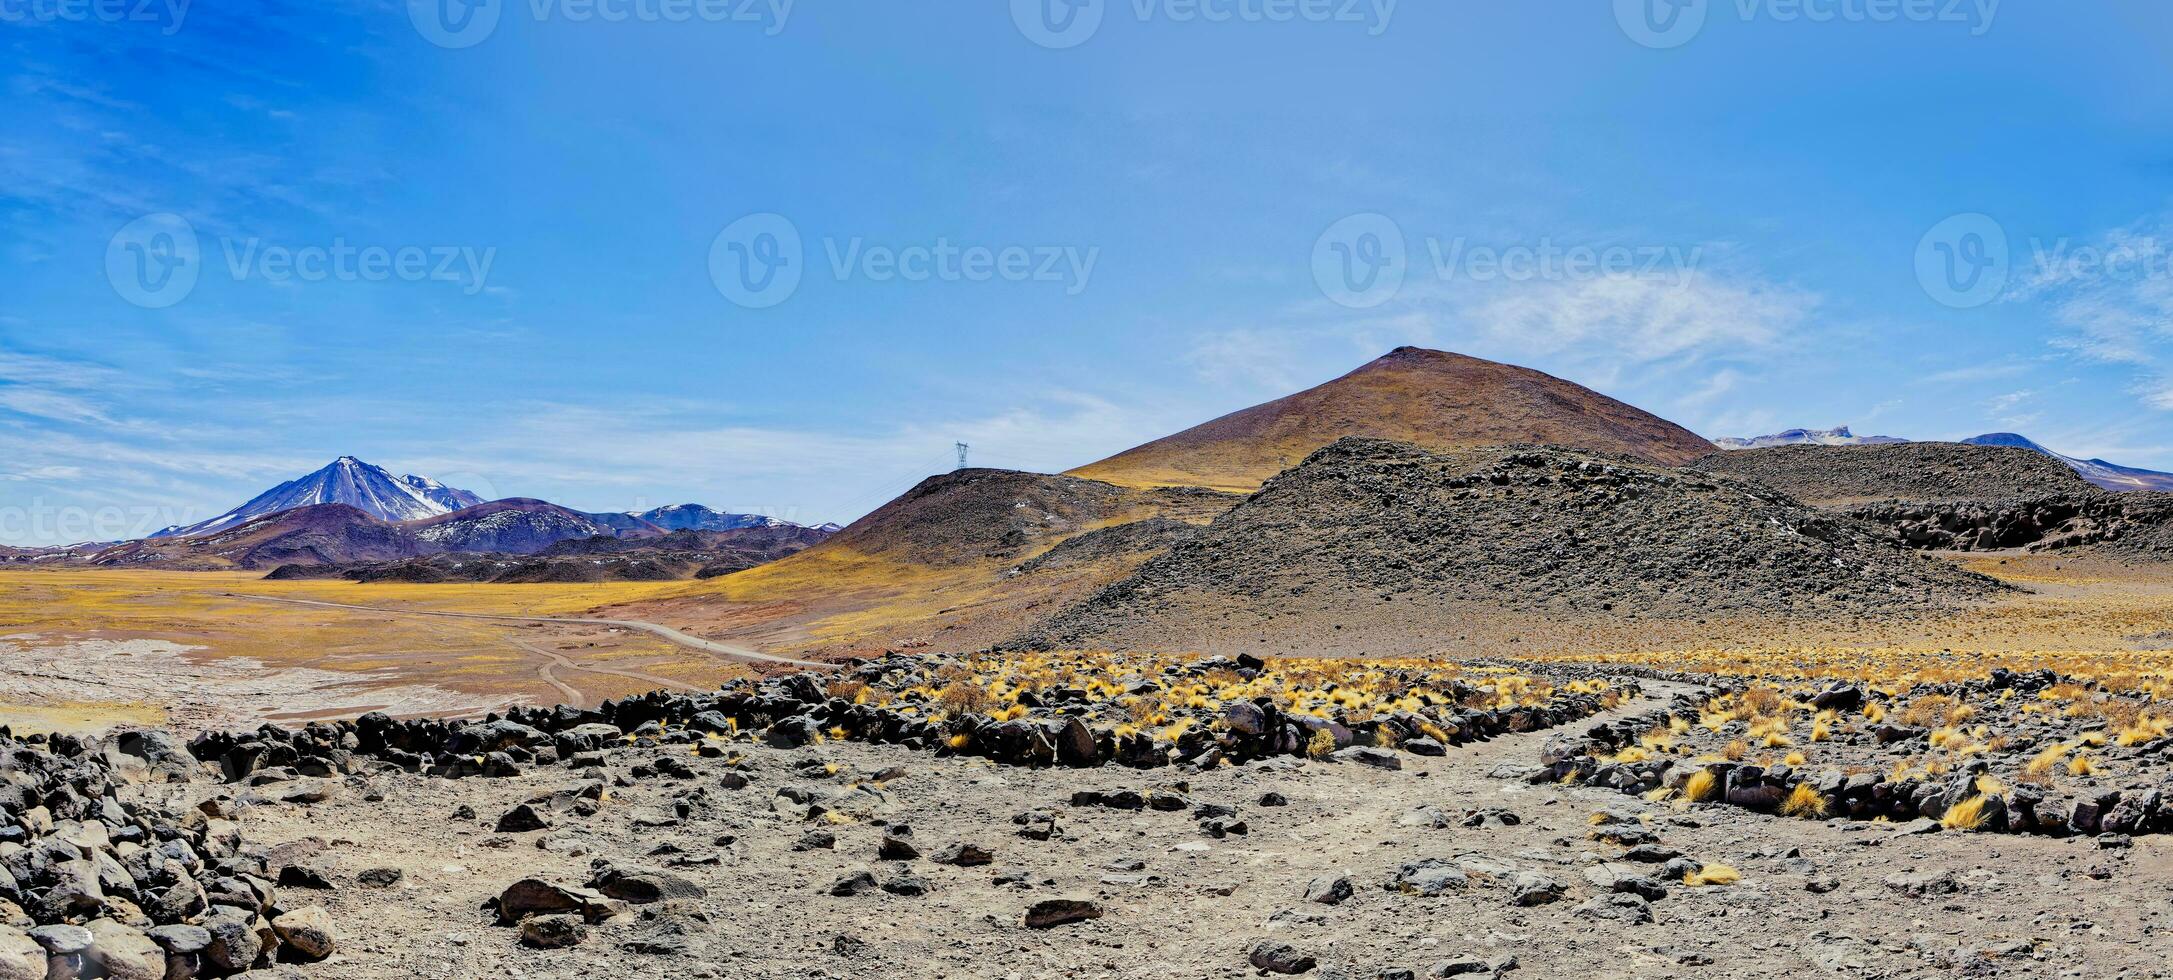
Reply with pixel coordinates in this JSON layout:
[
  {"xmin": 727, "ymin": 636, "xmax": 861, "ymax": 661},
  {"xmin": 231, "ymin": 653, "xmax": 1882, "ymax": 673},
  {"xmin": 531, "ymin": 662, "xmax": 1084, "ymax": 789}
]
[
  {"xmin": 936, "ymin": 680, "xmax": 991, "ymax": 716},
  {"xmin": 1781, "ymin": 784, "xmax": 1827, "ymax": 819},
  {"xmin": 1898, "ymin": 694, "xmax": 1958, "ymax": 728}
]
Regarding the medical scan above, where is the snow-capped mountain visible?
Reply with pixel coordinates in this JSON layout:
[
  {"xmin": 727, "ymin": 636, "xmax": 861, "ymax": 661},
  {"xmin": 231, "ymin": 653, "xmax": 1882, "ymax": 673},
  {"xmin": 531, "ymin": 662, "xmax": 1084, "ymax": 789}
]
[
  {"xmin": 398, "ymin": 474, "xmax": 486, "ymax": 513},
  {"xmin": 154, "ymin": 457, "xmax": 487, "ymax": 538},
  {"xmin": 633, "ymin": 503, "xmax": 798, "ymax": 532},
  {"xmin": 409, "ymin": 499, "xmax": 633, "ymax": 554},
  {"xmin": 1961, "ymin": 433, "xmax": 2173, "ymax": 492},
  {"xmin": 1712, "ymin": 426, "xmax": 1909, "ymax": 450}
]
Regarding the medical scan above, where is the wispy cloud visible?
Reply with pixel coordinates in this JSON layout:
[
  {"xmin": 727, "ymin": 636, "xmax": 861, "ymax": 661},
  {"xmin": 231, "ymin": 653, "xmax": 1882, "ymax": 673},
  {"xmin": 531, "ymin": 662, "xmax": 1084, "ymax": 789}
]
[{"xmin": 2012, "ymin": 216, "xmax": 2173, "ymax": 407}]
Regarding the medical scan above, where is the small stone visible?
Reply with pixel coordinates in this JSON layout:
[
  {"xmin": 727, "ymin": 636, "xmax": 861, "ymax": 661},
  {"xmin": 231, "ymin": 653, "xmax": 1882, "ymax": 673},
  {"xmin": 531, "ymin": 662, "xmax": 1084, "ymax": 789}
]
[
  {"xmin": 1510, "ymin": 871, "xmax": 1566, "ymax": 906},
  {"xmin": 276, "ymin": 865, "xmax": 336, "ymax": 890},
  {"xmin": 1572, "ymin": 893, "xmax": 1654, "ymax": 924},
  {"xmin": 930, "ymin": 842, "xmax": 993, "ymax": 867},
  {"xmin": 495, "ymin": 804, "xmax": 551, "ymax": 833},
  {"xmin": 1249, "ymin": 940, "xmax": 1318, "ymax": 974},
  {"xmin": 355, "ymin": 867, "xmax": 403, "ymax": 889},
  {"xmin": 519, "ymin": 914, "xmax": 587, "ymax": 949},
  {"xmin": 877, "ymin": 834, "xmax": 920, "ymax": 861},
  {"xmin": 1304, "ymin": 875, "xmax": 1354, "ymax": 905},
  {"xmin": 1022, "ymin": 897, "xmax": 1102, "ymax": 928},
  {"xmin": 881, "ymin": 874, "xmax": 930, "ymax": 897},
  {"xmin": 271, "ymin": 906, "xmax": 336, "ymax": 962},
  {"xmin": 828, "ymin": 871, "xmax": 878, "ymax": 897}
]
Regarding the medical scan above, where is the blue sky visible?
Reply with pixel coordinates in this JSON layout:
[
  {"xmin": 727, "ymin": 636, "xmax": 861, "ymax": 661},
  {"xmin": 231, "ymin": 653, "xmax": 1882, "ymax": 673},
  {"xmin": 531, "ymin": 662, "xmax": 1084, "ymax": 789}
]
[{"xmin": 3, "ymin": 1, "xmax": 2172, "ymax": 544}]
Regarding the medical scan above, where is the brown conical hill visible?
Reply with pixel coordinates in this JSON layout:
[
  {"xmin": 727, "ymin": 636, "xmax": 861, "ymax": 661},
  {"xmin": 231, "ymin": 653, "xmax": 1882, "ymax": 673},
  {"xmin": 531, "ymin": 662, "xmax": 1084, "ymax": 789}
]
[{"xmin": 1067, "ymin": 347, "xmax": 1717, "ymax": 491}]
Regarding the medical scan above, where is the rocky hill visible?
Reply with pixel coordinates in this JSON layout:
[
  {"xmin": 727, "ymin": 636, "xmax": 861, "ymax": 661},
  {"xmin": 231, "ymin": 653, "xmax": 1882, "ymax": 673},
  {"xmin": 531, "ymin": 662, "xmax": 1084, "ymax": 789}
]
[
  {"xmin": 1023, "ymin": 439, "xmax": 2006, "ymax": 652},
  {"xmin": 1693, "ymin": 442, "xmax": 2094, "ymax": 507},
  {"xmin": 603, "ymin": 470, "xmax": 1241, "ymax": 658},
  {"xmin": 92, "ymin": 504, "xmax": 438, "ymax": 570},
  {"xmin": 269, "ymin": 526, "xmax": 834, "ymax": 583},
  {"xmin": 1067, "ymin": 347, "xmax": 1716, "ymax": 491},
  {"xmin": 410, "ymin": 500, "xmax": 657, "ymax": 555}
]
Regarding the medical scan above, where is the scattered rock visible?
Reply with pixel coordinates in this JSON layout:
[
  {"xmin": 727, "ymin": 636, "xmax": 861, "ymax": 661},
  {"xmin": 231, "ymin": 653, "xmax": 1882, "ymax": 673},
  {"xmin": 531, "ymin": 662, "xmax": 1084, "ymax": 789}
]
[
  {"xmin": 1022, "ymin": 897, "xmax": 1103, "ymax": 929},
  {"xmin": 1249, "ymin": 940, "xmax": 1319, "ymax": 974}
]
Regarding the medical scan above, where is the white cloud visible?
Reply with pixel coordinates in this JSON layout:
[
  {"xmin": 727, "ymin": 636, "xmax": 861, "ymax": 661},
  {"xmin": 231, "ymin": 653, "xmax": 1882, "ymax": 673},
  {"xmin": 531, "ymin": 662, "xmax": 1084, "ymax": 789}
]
[
  {"xmin": 2014, "ymin": 217, "xmax": 2173, "ymax": 408},
  {"xmin": 1460, "ymin": 272, "xmax": 1812, "ymax": 365}
]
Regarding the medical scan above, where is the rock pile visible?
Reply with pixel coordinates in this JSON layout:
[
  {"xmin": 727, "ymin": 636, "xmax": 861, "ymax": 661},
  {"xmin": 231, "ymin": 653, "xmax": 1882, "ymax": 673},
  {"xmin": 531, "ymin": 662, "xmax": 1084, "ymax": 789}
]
[
  {"xmin": 1846, "ymin": 492, "xmax": 2173, "ymax": 556},
  {"xmin": 1023, "ymin": 439, "xmax": 2005, "ymax": 650},
  {"xmin": 1694, "ymin": 442, "xmax": 2094, "ymax": 507},
  {"xmin": 1523, "ymin": 669, "xmax": 2173, "ymax": 839},
  {"xmin": 0, "ymin": 726, "xmax": 337, "ymax": 977}
]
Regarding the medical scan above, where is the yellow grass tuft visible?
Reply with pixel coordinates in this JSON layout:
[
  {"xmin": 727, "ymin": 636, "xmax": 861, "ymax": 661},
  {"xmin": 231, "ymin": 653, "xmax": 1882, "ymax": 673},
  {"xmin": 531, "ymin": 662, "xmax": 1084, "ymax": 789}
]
[
  {"xmin": 1781, "ymin": 784, "xmax": 1828, "ymax": 819},
  {"xmin": 1684, "ymin": 769, "xmax": 1721, "ymax": 803},
  {"xmin": 1940, "ymin": 795, "xmax": 1991, "ymax": 831},
  {"xmin": 1683, "ymin": 864, "xmax": 1741, "ymax": 887}
]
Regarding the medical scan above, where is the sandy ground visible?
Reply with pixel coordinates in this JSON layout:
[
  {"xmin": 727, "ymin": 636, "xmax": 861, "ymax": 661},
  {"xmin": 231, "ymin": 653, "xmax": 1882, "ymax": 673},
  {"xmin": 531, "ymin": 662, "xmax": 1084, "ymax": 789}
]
[{"xmin": 208, "ymin": 679, "xmax": 2173, "ymax": 980}]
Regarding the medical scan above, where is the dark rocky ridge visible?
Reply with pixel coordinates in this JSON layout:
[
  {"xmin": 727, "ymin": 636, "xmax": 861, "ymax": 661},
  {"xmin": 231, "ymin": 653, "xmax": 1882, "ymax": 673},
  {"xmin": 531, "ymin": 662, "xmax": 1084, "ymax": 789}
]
[
  {"xmin": 1021, "ymin": 439, "xmax": 2007, "ymax": 651},
  {"xmin": 1693, "ymin": 442, "xmax": 2095, "ymax": 508}
]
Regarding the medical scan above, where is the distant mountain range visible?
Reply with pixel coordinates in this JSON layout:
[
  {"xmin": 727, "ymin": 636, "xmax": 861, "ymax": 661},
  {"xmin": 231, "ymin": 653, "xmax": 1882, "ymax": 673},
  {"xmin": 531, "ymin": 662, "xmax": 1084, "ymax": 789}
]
[
  {"xmin": 1715, "ymin": 428, "xmax": 2173, "ymax": 492},
  {"xmin": 1711, "ymin": 426, "xmax": 1908, "ymax": 449},
  {"xmin": 84, "ymin": 457, "xmax": 836, "ymax": 570},
  {"xmin": 153, "ymin": 456, "xmax": 485, "ymax": 537},
  {"xmin": 633, "ymin": 503, "xmax": 796, "ymax": 532},
  {"xmin": 1959, "ymin": 433, "xmax": 2173, "ymax": 492}
]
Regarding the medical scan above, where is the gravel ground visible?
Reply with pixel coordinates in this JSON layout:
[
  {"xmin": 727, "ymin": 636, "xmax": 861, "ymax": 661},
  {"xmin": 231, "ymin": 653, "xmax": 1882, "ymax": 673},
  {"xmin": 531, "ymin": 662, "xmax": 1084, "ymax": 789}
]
[{"xmin": 211, "ymin": 675, "xmax": 2173, "ymax": 980}]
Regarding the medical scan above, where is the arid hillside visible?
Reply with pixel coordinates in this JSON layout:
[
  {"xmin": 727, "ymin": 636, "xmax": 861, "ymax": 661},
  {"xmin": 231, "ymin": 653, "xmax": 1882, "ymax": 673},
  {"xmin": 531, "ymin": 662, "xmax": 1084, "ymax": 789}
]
[
  {"xmin": 1023, "ymin": 439, "xmax": 2006, "ymax": 655},
  {"xmin": 601, "ymin": 469, "xmax": 1239, "ymax": 657},
  {"xmin": 1067, "ymin": 347, "xmax": 1716, "ymax": 492}
]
